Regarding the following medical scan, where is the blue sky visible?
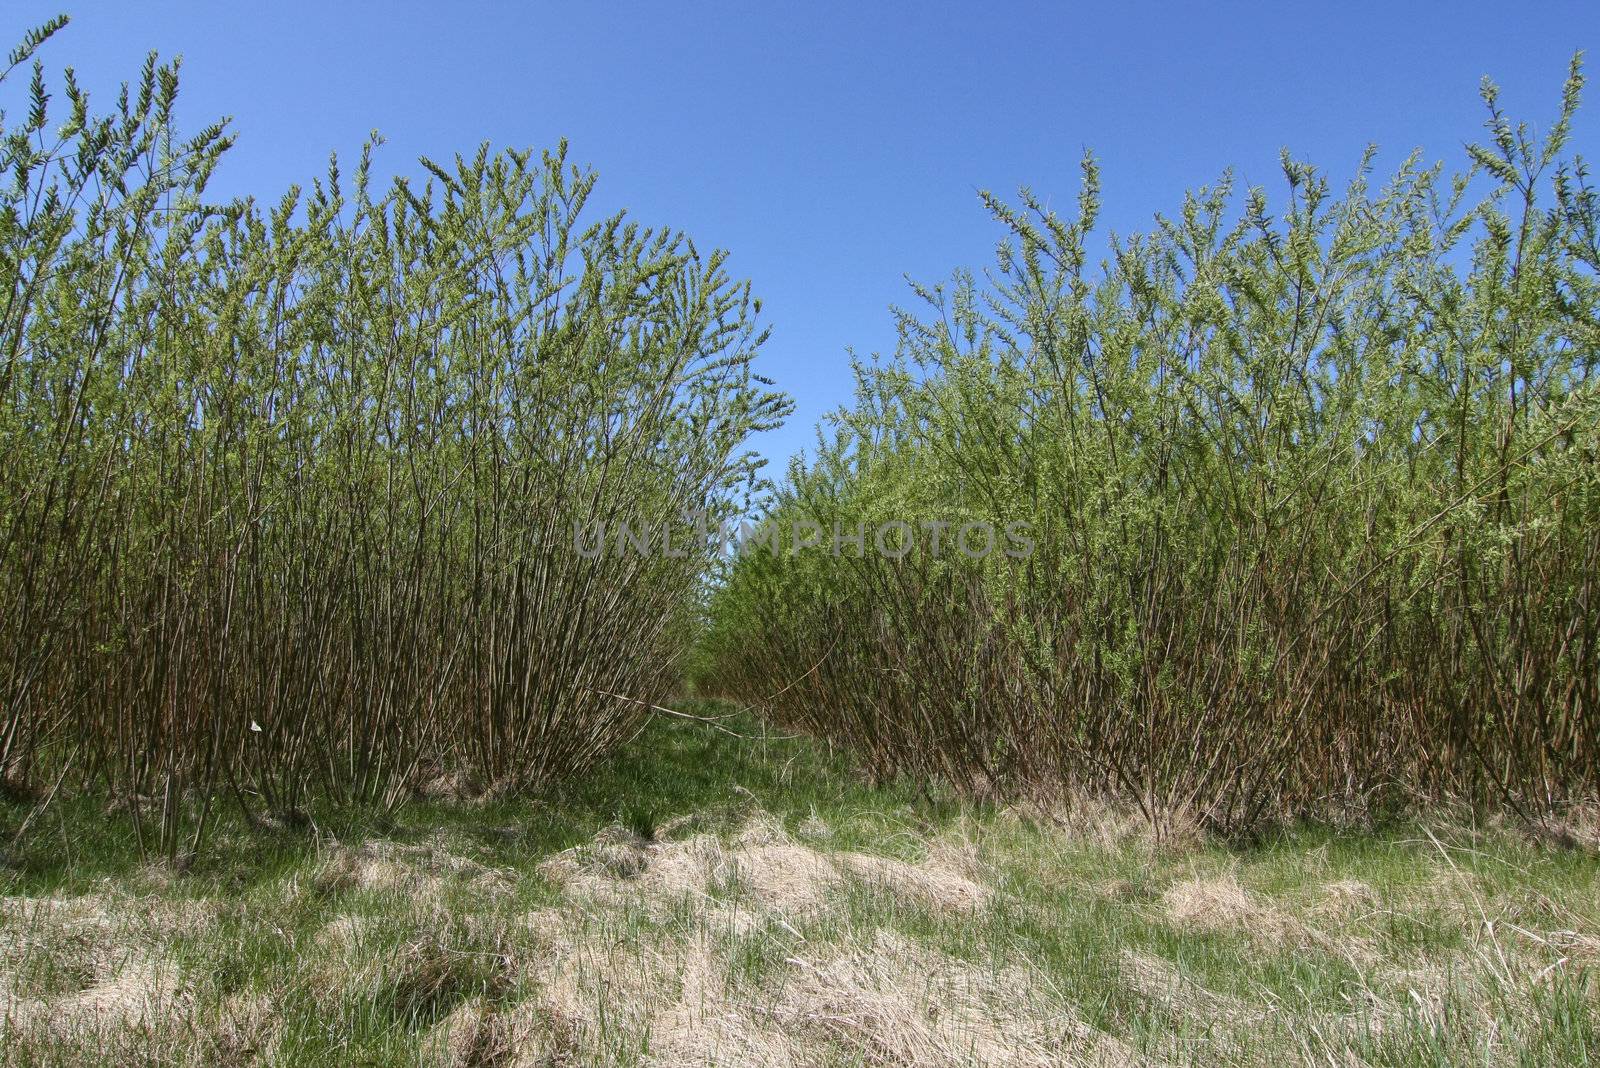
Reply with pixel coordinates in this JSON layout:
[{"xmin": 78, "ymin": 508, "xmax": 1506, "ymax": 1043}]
[{"xmin": 11, "ymin": 2, "xmax": 1596, "ymax": 475}]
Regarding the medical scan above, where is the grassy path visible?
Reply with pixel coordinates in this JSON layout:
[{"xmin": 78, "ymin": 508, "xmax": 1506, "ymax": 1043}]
[{"xmin": 2, "ymin": 705, "xmax": 1597, "ymax": 1065}]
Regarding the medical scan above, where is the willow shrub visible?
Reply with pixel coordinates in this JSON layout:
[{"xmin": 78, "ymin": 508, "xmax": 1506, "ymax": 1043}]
[
  {"xmin": 0, "ymin": 19, "xmax": 787, "ymax": 858},
  {"xmin": 705, "ymin": 61, "xmax": 1600, "ymax": 833}
]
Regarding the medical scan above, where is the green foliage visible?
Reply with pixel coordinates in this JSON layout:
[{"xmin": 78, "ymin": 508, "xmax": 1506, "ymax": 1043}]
[
  {"xmin": 0, "ymin": 17, "xmax": 789, "ymax": 859},
  {"xmin": 705, "ymin": 57, "xmax": 1600, "ymax": 830}
]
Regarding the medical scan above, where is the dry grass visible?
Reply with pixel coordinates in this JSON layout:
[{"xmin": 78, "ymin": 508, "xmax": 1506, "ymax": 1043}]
[
  {"xmin": 540, "ymin": 812, "xmax": 989, "ymax": 925},
  {"xmin": 1, "ymin": 715, "xmax": 1596, "ymax": 1066}
]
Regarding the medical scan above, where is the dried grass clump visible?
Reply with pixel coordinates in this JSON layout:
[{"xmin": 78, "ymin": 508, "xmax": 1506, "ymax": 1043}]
[
  {"xmin": 537, "ymin": 934, "xmax": 802, "ymax": 1067},
  {"xmin": 499, "ymin": 891, "xmax": 1131, "ymax": 1067},
  {"xmin": 780, "ymin": 929, "xmax": 1138, "ymax": 1067},
  {"xmin": 200, "ymin": 991, "xmax": 281, "ymax": 1067},
  {"xmin": 1008, "ymin": 795, "xmax": 1209, "ymax": 856},
  {"xmin": 1311, "ymin": 878, "xmax": 1383, "ymax": 922},
  {"xmin": 314, "ymin": 914, "xmax": 377, "ymax": 954},
  {"xmin": 0, "ymin": 898, "xmax": 272, "ymax": 1064},
  {"xmin": 836, "ymin": 849, "xmax": 990, "ymax": 913},
  {"xmin": 1, "ymin": 950, "xmax": 186, "ymax": 1048},
  {"xmin": 502, "ymin": 815, "xmax": 1043, "ymax": 1063},
  {"xmin": 1159, "ymin": 872, "xmax": 1336, "ymax": 954},
  {"xmin": 313, "ymin": 837, "xmax": 512, "ymax": 901},
  {"xmin": 345, "ymin": 925, "xmax": 509, "ymax": 1024},
  {"xmin": 540, "ymin": 813, "xmax": 989, "ymax": 919},
  {"xmin": 1161, "ymin": 874, "xmax": 1261, "ymax": 930},
  {"xmin": 0, "ymin": 892, "xmax": 220, "ymax": 1013},
  {"xmin": 421, "ymin": 997, "xmax": 513, "ymax": 1068},
  {"xmin": 1118, "ymin": 949, "xmax": 1259, "ymax": 1036},
  {"xmin": 1522, "ymin": 803, "xmax": 1600, "ymax": 851}
]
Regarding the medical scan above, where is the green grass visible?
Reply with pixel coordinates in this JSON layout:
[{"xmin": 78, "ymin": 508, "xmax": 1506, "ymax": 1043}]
[{"xmin": 2, "ymin": 705, "xmax": 1597, "ymax": 1067}]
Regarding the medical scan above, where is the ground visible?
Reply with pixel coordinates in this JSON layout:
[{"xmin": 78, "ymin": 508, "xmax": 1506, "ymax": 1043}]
[{"xmin": 1, "ymin": 707, "xmax": 1597, "ymax": 1066}]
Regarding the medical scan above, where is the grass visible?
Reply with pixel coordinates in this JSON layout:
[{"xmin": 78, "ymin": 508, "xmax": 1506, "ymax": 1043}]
[{"xmin": 2, "ymin": 705, "xmax": 1597, "ymax": 1066}]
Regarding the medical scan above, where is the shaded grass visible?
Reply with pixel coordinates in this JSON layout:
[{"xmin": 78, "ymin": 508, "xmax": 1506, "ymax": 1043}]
[{"xmin": 0, "ymin": 702, "xmax": 920, "ymax": 894}]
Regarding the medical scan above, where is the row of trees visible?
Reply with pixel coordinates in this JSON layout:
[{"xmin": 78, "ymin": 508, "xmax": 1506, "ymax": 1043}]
[
  {"xmin": 0, "ymin": 18, "xmax": 787, "ymax": 858},
  {"xmin": 5, "ymin": 16, "xmax": 1594, "ymax": 852},
  {"xmin": 705, "ymin": 60, "xmax": 1600, "ymax": 832}
]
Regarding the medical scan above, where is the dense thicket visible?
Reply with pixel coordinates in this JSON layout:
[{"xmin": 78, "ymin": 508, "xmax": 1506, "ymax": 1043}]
[
  {"xmin": 706, "ymin": 62, "xmax": 1600, "ymax": 832},
  {"xmin": 0, "ymin": 20, "xmax": 787, "ymax": 857}
]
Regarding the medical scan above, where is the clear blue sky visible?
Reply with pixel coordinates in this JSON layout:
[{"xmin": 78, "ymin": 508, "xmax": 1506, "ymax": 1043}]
[{"xmin": 12, "ymin": 2, "xmax": 1596, "ymax": 474}]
